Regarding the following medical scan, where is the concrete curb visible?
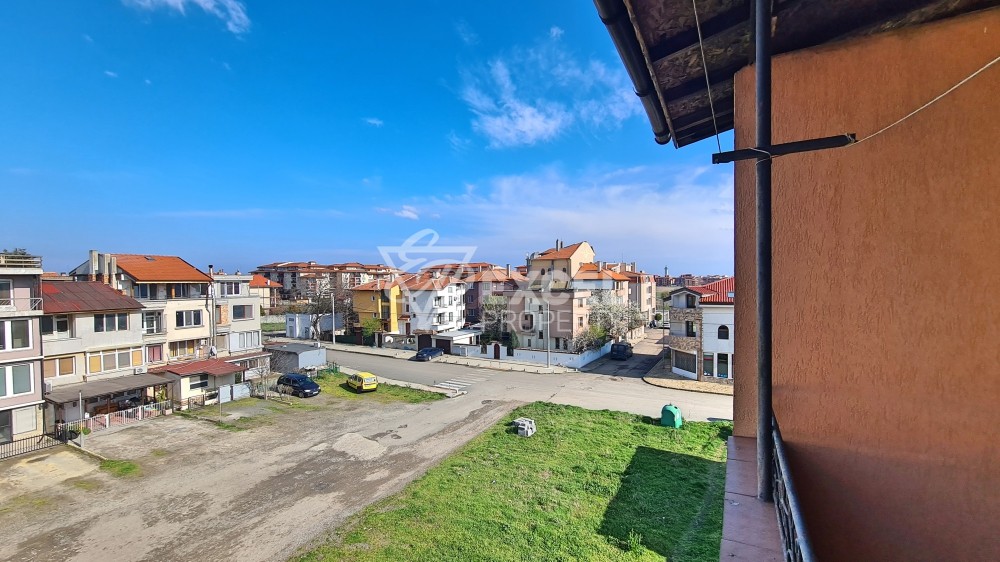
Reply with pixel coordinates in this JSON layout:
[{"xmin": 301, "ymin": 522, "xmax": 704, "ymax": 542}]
[
  {"xmin": 641, "ymin": 376, "xmax": 734, "ymax": 396},
  {"xmin": 65, "ymin": 442, "xmax": 109, "ymax": 463}
]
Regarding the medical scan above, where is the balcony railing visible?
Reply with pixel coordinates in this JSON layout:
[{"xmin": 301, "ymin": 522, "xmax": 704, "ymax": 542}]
[
  {"xmin": 0, "ymin": 297, "xmax": 43, "ymax": 313},
  {"xmin": 0, "ymin": 254, "xmax": 42, "ymax": 269},
  {"xmin": 772, "ymin": 416, "xmax": 816, "ymax": 562}
]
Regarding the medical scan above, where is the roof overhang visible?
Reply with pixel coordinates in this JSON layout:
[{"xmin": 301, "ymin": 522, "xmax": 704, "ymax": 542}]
[
  {"xmin": 45, "ymin": 374, "xmax": 170, "ymax": 404},
  {"xmin": 594, "ymin": 0, "xmax": 999, "ymax": 147}
]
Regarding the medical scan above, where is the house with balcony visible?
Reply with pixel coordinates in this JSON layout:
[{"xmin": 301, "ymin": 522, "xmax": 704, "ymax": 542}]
[
  {"xmin": 666, "ymin": 278, "xmax": 734, "ymax": 383},
  {"xmin": 351, "ymin": 278, "xmax": 402, "ymax": 334},
  {"xmin": 401, "ymin": 275, "xmax": 466, "ymax": 335},
  {"xmin": 596, "ymin": 1, "xmax": 998, "ymax": 559},
  {"xmin": 249, "ymin": 273, "xmax": 281, "ymax": 314},
  {"xmin": 462, "ymin": 267, "xmax": 525, "ymax": 326},
  {"xmin": 38, "ymin": 280, "xmax": 172, "ymax": 423},
  {"xmin": 510, "ymin": 241, "xmax": 601, "ymax": 352},
  {"xmin": 212, "ymin": 271, "xmax": 269, "ymax": 378},
  {"xmin": 71, "ymin": 251, "xmax": 214, "ymax": 367},
  {"xmin": 0, "ymin": 252, "xmax": 45, "ymax": 445}
]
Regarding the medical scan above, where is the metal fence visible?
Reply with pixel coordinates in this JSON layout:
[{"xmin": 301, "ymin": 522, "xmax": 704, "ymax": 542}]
[
  {"xmin": 56, "ymin": 400, "xmax": 173, "ymax": 438},
  {"xmin": 772, "ymin": 415, "xmax": 816, "ymax": 562},
  {"xmin": 0, "ymin": 433, "xmax": 62, "ymax": 460}
]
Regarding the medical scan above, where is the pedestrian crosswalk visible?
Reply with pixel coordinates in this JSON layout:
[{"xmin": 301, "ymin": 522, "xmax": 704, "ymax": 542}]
[{"xmin": 433, "ymin": 370, "xmax": 491, "ymax": 392}]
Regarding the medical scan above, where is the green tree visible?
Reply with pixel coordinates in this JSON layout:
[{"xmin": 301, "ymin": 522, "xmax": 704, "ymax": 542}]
[{"xmin": 361, "ymin": 316, "xmax": 383, "ymax": 345}]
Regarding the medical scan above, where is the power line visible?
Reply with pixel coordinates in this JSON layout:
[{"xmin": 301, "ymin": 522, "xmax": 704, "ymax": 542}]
[{"xmin": 692, "ymin": 0, "xmax": 722, "ymax": 153}]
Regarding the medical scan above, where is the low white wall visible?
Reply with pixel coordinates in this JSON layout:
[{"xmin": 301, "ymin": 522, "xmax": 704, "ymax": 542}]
[{"xmin": 452, "ymin": 341, "xmax": 611, "ymax": 369}]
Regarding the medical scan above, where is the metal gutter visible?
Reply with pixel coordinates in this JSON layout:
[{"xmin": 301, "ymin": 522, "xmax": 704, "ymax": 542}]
[{"xmin": 593, "ymin": 0, "xmax": 671, "ymax": 145}]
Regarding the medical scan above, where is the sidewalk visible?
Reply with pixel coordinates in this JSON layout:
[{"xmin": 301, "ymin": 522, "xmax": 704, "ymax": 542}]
[
  {"xmin": 642, "ymin": 356, "xmax": 734, "ymax": 396},
  {"xmin": 278, "ymin": 338, "xmax": 577, "ymax": 375}
]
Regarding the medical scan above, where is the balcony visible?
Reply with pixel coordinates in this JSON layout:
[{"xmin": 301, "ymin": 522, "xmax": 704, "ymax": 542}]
[
  {"xmin": 0, "ymin": 296, "xmax": 43, "ymax": 316},
  {"xmin": 666, "ymin": 334, "xmax": 698, "ymax": 353},
  {"xmin": 721, "ymin": 417, "xmax": 813, "ymax": 562},
  {"xmin": 527, "ymin": 280, "xmax": 572, "ymax": 291},
  {"xmin": 0, "ymin": 254, "xmax": 42, "ymax": 270}
]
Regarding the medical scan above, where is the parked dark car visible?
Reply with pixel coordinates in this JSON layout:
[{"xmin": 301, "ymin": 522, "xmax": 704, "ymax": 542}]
[
  {"xmin": 276, "ymin": 374, "xmax": 321, "ymax": 397},
  {"xmin": 414, "ymin": 347, "xmax": 445, "ymax": 361},
  {"xmin": 609, "ymin": 342, "xmax": 634, "ymax": 360}
]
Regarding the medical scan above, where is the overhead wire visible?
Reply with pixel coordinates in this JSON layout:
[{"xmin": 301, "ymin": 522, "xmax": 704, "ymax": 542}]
[{"xmin": 691, "ymin": 0, "xmax": 723, "ymax": 153}]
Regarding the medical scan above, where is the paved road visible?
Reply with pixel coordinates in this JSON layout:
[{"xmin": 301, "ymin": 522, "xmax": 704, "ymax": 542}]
[{"xmin": 328, "ymin": 347, "xmax": 733, "ymax": 423}]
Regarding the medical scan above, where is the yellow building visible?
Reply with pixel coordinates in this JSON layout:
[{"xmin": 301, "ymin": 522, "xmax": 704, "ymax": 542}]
[{"xmin": 351, "ymin": 279, "xmax": 401, "ymax": 334}]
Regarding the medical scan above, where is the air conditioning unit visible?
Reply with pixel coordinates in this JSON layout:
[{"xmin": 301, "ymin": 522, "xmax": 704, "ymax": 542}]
[
  {"xmin": 134, "ymin": 366, "xmax": 148, "ymax": 374},
  {"xmin": 43, "ymin": 380, "xmax": 53, "ymax": 394}
]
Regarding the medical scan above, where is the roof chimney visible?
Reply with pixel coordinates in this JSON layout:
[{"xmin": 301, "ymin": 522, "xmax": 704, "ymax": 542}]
[
  {"xmin": 208, "ymin": 264, "xmax": 214, "ymax": 275},
  {"xmin": 631, "ymin": 261, "xmax": 636, "ymax": 271},
  {"xmin": 506, "ymin": 263, "xmax": 511, "ymax": 277},
  {"xmin": 109, "ymin": 256, "xmax": 117, "ymax": 287}
]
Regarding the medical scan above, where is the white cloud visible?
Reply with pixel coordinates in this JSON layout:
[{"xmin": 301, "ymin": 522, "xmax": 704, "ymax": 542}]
[
  {"xmin": 455, "ymin": 20, "xmax": 478, "ymax": 46},
  {"xmin": 364, "ymin": 117, "xmax": 384, "ymax": 128},
  {"xmin": 394, "ymin": 206, "xmax": 420, "ymax": 220},
  {"xmin": 144, "ymin": 79, "xmax": 152, "ymax": 85},
  {"xmin": 458, "ymin": 31, "xmax": 641, "ymax": 148},
  {"xmin": 431, "ymin": 164, "xmax": 734, "ymax": 273},
  {"xmin": 122, "ymin": 0, "xmax": 251, "ymax": 35},
  {"xmin": 82, "ymin": 34, "xmax": 94, "ymax": 43},
  {"xmin": 104, "ymin": 70, "xmax": 118, "ymax": 78},
  {"xmin": 462, "ymin": 60, "xmax": 572, "ymax": 148},
  {"xmin": 447, "ymin": 130, "xmax": 472, "ymax": 152}
]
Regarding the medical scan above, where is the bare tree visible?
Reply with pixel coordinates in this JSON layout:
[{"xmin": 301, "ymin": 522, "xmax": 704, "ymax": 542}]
[{"xmin": 480, "ymin": 295, "xmax": 509, "ymax": 342}]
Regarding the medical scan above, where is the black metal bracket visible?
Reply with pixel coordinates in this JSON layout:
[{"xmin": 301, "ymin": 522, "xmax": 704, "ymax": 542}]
[{"xmin": 712, "ymin": 133, "xmax": 856, "ymax": 164}]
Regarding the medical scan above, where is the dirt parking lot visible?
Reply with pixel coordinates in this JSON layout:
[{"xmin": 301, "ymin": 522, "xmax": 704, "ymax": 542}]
[{"xmin": 0, "ymin": 391, "xmax": 519, "ymax": 562}]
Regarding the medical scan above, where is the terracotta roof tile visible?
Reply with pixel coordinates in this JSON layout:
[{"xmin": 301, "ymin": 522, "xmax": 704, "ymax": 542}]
[
  {"xmin": 114, "ymin": 254, "xmax": 211, "ymax": 282},
  {"xmin": 697, "ymin": 277, "xmax": 735, "ymax": 304},
  {"xmin": 42, "ymin": 281, "xmax": 143, "ymax": 314},
  {"xmin": 536, "ymin": 242, "xmax": 586, "ymax": 260},
  {"xmin": 250, "ymin": 274, "xmax": 280, "ymax": 288}
]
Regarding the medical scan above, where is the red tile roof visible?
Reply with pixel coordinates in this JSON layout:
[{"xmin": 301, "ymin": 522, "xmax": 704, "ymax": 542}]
[
  {"xmin": 42, "ymin": 281, "xmax": 143, "ymax": 314},
  {"xmin": 150, "ymin": 358, "xmax": 245, "ymax": 377},
  {"xmin": 114, "ymin": 254, "xmax": 212, "ymax": 283},
  {"xmin": 250, "ymin": 274, "xmax": 280, "ymax": 289},
  {"xmin": 536, "ymin": 242, "xmax": 586, "ymax": 260},
  {"xmin": 402, "ymin": 275, "xmax": 464, "ymax": 291},
  {"xmin": 694, "ymin": 277, "xmax": 735, "ymax": 304},
  {"xmin": 465, "ymin": 268, "xmax": 526, "ymax": 283},
  {"xmin": 573, "ymin": 263, "xmax": 631, "ymax": 281}
]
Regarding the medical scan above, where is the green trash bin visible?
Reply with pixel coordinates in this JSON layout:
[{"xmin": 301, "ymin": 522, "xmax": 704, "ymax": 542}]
[{"xmin": 661, "ymin": 404, "xmax": 683, "ymax": 428}]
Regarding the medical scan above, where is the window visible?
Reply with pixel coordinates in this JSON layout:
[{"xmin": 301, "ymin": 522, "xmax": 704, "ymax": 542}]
[
  {"xmin": 43, "ymin": 357, "xmax": 75, "ymax": 378},
  {"xmin": 169, "ymin": 339, "xmax": 198, "ymax": 358},
  {"xmin": 41, "ymin": 315, "xmax": 71, "ymax": 337},
  {"xmin": 143, "ymin": 312, "xmax": 163, "ymax": 334},
  {"xmin": 685, "ymin": 321, "xmax": 697, "ymax": 337},
  {"xmin": 146, "ymin": 344, "xmax": 163, "ymax": 362},
  {"xmin": 718, "ymin": 325, "xmax": 730, "ymax": 340},
  {"xmin": 538, "ymin": 330, "xmax": 543, "ymax": 339},
  {"xmin": 673, "ymin": 351, "xmax": 697, "ymax": 373},
  {"xmin": 176, "ymin": 310, "xmax": 203, "ymax": 327},
  {"xmin": 717, "ymin": 354, "xmax": 730, "ymax": 378},
  {"xmin": 0, "ymin": 364, "xmax": 33, "ymax": 398},
  {"xmin": 133, "ymin": 284, "xmax": 152, "ymax": 299},
  {"xmin": 86, "ymin": 348, "xmax": 140, "ymax": 374},
  {"xmin": 0, "ymin": 319, "xmax": 30, "ymax": 350},
  {"xmin": 232, "ymin": 305, "xmax": 252, "ymax": 320},
  {"xmin": 703, "ymin": 354, "xmax": 715, "ymax": 376},
  {"xmin": 578, "ymin": 316, "xmax": 583, "ymax": 327},
  {"xmin": 219, "ymin": 281, "xmax": 242, "ymax": 296},
  {"xmin": 0, "ymin": 279, "xmax": 11, "ymax": 305},
  {"xmin": 0, "ymin": 410, "xmax": 10, "ymax": 444},
  {"xmin": 170, "ymin": 283, "xmax": 189, "ymax": 298},
  {"xmin": 371, "ymin": 295, "xmax": 376, "ymax": 301},
  {"xmin": 189, "ymin": 375, "xmax": 209, "ymax": 390},
  {"xmin": 685, "ymin": 294, "xmax": 696, "ymax": 308},
  {"xmin": 94, "ymin": 313, "xmax": 128, "ymax": 332}
]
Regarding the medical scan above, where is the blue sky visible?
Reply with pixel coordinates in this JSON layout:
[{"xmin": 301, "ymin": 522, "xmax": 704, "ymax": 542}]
[{"xmin": 0, "ymin": 0, "xmax": 734, "ymax": 276}]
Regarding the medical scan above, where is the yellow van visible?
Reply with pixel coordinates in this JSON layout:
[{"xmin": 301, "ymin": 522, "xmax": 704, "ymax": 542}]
[{"xmin": 347, "ymin": 372, "xmax": 378, "ymax": 392}]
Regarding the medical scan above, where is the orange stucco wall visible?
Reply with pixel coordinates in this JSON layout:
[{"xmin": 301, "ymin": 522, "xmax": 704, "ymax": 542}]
[{"xmin": 732, "ymin": 9, "xmax": 1000, "ymax": 560}]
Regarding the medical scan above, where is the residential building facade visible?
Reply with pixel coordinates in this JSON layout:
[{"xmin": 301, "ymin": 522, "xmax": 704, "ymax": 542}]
[
  {"xmin": 249, "ymin": 273, "xmax": 281, "ymax": 313},
  {"xmin": 402, "ymin": 275, "xmax": 466, "ymax": 334},
  {"xmin": 463, "ymin": 267, "xmax": 525, "ymax": 325},
  {"xmin": 351, "ymin": 279, "xmax": 401, "ymax": 334},
  {"xmin": 666, "ymin": 278, "xmax": 734, "ymax": 383},
  {"xmin": 0, "ymin": 252, "xmax": 45, "ymax": 444},
  {"xmin": 212, "ymin": 272, "xmax": 269, "ymax": 377}
]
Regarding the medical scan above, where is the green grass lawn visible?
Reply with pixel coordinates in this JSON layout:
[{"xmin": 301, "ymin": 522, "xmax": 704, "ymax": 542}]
[
  {"xmin": 313, "ymin": 372, "xmax": 446, "ymax": 404},
  {"xmin": 261, "ymin": 322, "xmax": 285, "ymax": 332},
  {"xmin": 297, "ymin": 402, "xmax": 731, "ymax": 562},
  {"xmin": 99, "ymin": 459, "xmax": 141, "ymax": 477}
]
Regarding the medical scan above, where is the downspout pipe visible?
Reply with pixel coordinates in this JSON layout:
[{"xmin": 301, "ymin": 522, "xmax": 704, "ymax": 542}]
[
  {"xmin": 755, "ymin": 0, "xmax": 775, "ymax": 503},
  {"xmin": 593, "ymin": 0, "xmax": 671, "ymax": 145}
]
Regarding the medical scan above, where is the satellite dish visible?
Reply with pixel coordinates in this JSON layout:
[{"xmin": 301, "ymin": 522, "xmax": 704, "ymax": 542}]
[{"xmin": 384, "ymin": 336, "xmax": 394, "ymax": 343}]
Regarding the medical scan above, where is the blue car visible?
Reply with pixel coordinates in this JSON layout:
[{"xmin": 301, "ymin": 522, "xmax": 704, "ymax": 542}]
[
  {"xmin": 414, "ymin": 347, "xmax": 445, "ymax": 361},
  {"xmin": 276, "ymin": 374, "xmax": 321, "ymax": 397}
]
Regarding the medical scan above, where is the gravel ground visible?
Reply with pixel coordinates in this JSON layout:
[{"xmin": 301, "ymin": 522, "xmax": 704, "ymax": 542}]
[{"xmin": 0, "ymin": 392, "xmax": 519, "ymax": 562}]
